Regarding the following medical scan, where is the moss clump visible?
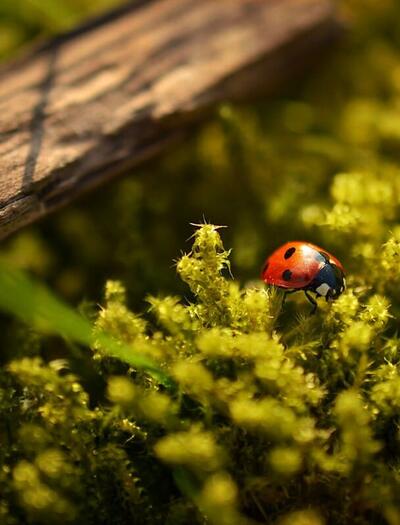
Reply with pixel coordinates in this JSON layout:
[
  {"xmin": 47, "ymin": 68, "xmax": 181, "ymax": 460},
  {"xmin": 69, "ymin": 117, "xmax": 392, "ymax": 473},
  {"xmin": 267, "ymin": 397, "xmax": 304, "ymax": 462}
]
[{"xmin": 1, "ymin": 224, "xmax": 400, "ymax": 524}]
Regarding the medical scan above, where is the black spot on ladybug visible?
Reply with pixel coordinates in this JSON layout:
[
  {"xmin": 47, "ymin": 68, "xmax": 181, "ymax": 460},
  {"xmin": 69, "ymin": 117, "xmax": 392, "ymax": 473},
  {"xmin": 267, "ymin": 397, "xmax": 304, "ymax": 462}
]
[
  {"xmin": 282, "ymin": 269, "xmax": 292, "ymax": 281},
  {"xmin": 284, "ymin": 247, "xmax": 296, "ymax": 259}
]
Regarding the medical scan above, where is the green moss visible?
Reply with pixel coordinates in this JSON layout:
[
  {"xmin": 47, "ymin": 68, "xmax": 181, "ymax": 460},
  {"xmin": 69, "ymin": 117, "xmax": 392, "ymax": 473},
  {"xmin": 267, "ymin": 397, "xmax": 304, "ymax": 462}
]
[{"xmin": 1, "ymin": 223, "xmax": 400, "ymax": 523}]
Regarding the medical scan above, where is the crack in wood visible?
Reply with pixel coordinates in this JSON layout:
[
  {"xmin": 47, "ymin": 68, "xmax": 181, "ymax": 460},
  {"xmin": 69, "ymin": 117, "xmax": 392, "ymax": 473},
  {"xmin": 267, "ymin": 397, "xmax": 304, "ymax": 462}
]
[{"xmin": 23, "ymin": 45, "xmax": 59, "ymax": 188}]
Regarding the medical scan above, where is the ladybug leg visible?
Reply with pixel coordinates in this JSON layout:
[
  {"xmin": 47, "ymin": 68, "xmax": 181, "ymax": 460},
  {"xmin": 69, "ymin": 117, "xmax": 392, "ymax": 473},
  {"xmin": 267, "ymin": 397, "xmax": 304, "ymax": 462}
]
[
  {"xmin": 325, "ymin": 289, "xmax": 334, "ymax": 302},
  {"xmin": 282, "ymin": 289, "xmax": 297, "ymax": 307},
  {"xmin": 304, "ymin": 290, "xmax": 318, "ymax": 315}
]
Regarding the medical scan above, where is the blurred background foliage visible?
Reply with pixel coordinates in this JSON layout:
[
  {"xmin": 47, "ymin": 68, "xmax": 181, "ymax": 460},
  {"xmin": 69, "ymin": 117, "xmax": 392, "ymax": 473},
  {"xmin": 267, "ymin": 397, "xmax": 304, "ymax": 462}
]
[
  {"xmin": 1, "ymin": 0, "xmax": 400, "ymax": 311},
  {"xmin": 0, "ymin": 0, "xmax": 124, "ymax": 59},
  {"xmin": 0, "ymin": 2, "xmax": 389, "ymax": 302}
]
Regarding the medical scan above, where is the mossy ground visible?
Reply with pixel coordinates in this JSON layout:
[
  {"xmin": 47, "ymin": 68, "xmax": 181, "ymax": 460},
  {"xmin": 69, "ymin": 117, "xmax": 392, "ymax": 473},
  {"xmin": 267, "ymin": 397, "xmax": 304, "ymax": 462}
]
[{"xmin": 1, "ymin": 1, "xmax": 400, "ymax": 524}]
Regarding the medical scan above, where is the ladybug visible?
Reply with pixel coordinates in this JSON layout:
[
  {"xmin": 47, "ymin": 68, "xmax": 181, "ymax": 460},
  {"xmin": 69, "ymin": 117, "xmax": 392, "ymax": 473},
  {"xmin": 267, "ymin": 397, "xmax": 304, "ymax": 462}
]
[{"xmin": 261, "ymin": 241, "xmax": 345, "ymax": 313}]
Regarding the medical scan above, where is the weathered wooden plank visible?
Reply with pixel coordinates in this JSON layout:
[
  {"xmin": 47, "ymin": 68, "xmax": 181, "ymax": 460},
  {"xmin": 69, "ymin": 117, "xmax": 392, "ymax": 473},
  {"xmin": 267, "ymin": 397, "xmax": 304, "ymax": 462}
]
[{"xmin": 0, "ymin": 0, "xmax": 340, "ymax": 239}]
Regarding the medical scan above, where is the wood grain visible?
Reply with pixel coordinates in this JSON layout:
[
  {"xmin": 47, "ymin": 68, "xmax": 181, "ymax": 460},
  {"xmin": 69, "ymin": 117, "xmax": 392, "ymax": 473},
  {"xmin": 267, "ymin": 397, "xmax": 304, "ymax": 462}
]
[{"xmin": 0, "ymin": 0, "xmax": 340, "ymax": 238}]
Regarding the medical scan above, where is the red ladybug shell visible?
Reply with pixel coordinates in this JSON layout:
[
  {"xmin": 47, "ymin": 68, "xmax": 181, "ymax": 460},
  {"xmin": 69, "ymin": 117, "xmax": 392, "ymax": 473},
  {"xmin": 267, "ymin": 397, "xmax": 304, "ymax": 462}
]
[{"xmin": 262, "ymin": 241, "xmax": 344, "ymax": 290}]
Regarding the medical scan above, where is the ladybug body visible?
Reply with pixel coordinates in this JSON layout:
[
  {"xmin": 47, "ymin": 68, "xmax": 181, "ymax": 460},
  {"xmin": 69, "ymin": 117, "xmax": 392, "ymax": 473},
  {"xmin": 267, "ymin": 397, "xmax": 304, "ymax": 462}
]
[{"xmin": 262, "ymin": 242, "xmax": 345, "ymax": 313}]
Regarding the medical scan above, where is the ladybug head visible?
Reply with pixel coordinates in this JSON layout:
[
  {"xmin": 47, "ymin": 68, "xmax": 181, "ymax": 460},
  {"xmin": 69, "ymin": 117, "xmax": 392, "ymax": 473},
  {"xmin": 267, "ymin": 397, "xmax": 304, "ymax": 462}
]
[{"xmin": 310, "ymin": 263, "xmax": 346, "ymax": 302}]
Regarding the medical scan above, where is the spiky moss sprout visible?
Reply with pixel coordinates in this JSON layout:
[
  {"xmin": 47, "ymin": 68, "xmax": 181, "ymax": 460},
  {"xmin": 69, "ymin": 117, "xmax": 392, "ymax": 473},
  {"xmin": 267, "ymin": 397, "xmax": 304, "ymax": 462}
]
[{"xmin": 2, "ymin": 223, "xmax": 400, "ymax": 524}]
